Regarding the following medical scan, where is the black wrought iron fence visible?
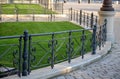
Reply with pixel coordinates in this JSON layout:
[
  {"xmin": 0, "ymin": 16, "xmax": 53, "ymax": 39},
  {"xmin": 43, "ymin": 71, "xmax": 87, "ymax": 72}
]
[
  {"xmin": 0, "ymin": 19, "xmax": 107, "ymax": 78},
  {"xmin": 0, "ymin": 14, "xmax": 68, "ymax": 22},
  {"xmin": 0, "ymin": 35, "xmax": 23, "ymax": 77},
  {"xmin": 0, "ymin": 5, "xmax": 2, "ymax": 21},
  {"xmin": 0, "ymin": 0, "xmax": 40, "ymax": 4},
  {"xmin": 0, "ymin": 9, "xmax": 65, "ymax": 22},
  {"xmin": 0, "ymin": 7, "xmax": 55, "ymax": 14},
  {"xmin": 97, "ymin": 19, "xmax": 107, "ymax": 50},
  {"xmin": 69, "ymin": 8, "xmax": 98, "ymax": 29}
]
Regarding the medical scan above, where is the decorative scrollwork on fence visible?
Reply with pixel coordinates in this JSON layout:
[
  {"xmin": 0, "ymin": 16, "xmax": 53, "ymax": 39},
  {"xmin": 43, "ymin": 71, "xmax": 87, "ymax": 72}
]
[
  {"xmin": 31, "ymin": 47, "xmax": 36, "ymax": 63},
  {"xmin": 97, "ymin": 19, "xmax": 107, "ymax": 50},
  {"xmin": 102, "ymin": 19, "xmax": 107, "ymax": 45},
  {"xmin": 80, "ymin": 30, "xmax": 86, "ymax": 59},
  {"xmin": 13, "ymin": 50, "xmax": 19, "ymax": 68}
]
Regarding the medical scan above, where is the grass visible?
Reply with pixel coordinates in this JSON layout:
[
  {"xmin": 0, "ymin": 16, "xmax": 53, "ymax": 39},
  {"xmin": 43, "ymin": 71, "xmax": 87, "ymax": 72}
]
[
  {"xmin": 0, "ymin": 4, "xmax": 55, "ymax": 14},
  {"xmin": 0, "ymin": 21, "xmax": 92, "ymax": 69},
  {"xmin": 0, "ymin": 21, "xmax": 83, "ymax": 36}
]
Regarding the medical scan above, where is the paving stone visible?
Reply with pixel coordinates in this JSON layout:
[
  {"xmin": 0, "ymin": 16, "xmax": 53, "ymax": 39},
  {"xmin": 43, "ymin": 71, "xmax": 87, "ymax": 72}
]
[
  {"xmin": 52, "ymin": 78, "xmax": 57, "ymax": 79},
  {"xmin": 113, "ymin": 73, "xmax": 120, "ymax": 79},
  {"xmin": 64, "ymin": 75, "xmax": 75, "ymax": 79},
  {"xmin": 94, "ymin": 77, "xmax": 102, "ymax": 79},
  {"xmin": 80, "ymin": 73, "xmax": 93, "ymax": 79},
  {"xmin": 69, "ymin": 72, "xmax": 83, "ymax": 78},
  {"xmin": 56, "ymin": 76, "xmax": 66, "ymax": 79}
]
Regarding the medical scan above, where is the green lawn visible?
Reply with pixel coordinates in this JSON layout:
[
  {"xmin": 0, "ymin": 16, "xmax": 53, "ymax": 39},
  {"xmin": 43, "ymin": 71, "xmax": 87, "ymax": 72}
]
[
  {"xmin": 0, "ymin": 21, "xmax": 92, "ymax": 69},
  {"xmin": 0, "ymin": 4, "xmax": 55, "ymax": 14},
  {"xmin": 0, "ymin": 21, "xmax": 83, "ymax": 36}
]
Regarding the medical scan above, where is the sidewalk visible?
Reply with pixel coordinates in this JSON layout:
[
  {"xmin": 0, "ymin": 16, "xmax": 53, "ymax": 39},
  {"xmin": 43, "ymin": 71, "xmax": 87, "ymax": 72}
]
[{"xmin": 51, "ymin": 43, "xmax": 120, "ymax": 79}]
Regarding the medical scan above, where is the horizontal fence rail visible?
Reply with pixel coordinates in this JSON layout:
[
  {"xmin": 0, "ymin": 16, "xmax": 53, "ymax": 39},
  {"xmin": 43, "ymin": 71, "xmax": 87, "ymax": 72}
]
[{"xmin": 0, "ymin": 19, "xmax": 107, "ymax": 78}]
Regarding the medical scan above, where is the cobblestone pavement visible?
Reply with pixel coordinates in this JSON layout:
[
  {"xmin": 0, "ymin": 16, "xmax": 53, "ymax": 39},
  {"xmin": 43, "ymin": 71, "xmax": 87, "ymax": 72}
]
[{"xmin": 51, "ymin": 43, "xmax": 120, "ymax": 79}]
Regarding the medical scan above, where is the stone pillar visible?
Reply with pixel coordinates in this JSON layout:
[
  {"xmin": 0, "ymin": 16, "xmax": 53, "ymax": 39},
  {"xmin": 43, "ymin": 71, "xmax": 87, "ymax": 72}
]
[{"xmin": 98, "ymin": 0, "xmax": 115, "ymax": 43}]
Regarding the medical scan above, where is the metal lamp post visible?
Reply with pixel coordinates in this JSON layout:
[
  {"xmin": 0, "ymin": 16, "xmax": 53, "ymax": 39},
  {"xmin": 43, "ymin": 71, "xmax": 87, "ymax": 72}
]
[{"xmin": 100, "ymin": 0, "xmax": 114, "ymax": 11}]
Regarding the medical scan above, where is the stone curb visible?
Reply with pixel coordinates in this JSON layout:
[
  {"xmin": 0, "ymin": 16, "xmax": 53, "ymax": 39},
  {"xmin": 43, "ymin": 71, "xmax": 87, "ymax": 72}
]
[{"xmin": 2, "ymin": 41, "xmax": 111, "ymax": 79}]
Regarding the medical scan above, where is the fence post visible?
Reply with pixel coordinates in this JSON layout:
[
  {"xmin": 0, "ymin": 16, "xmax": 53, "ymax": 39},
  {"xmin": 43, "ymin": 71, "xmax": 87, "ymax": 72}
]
[
  {"xmin": 98, "ymin": 26, "xmax": 102, "ymax": 50},
  {"xmin": 92, "ymin": 25, "xmax": 97, "ymax": 55},
  {"xmin": 67, "ymin": 31, "xmax": 73, "ymax": 63},
  {"xmin": 51, "ymin": 33, "xmax": 55, "ymax": 69},
  {"xmin": 15, "ymin": 7, "xmax": 18, "ymax": 22},
  {"xmin": 87, "ymin": 13, "xmax": 89, "ymax": 27},
  {"xmin": 79, "ymin": 10, "xmax": 82, "ymax": 25},
  {"xmin": 81, "ymin": 30, "xmax": 86, "ymax": 59},
  {"xmin": 90, "ymin": 13, "xmax": 93, "ymax": 28},
  {"xmin": 104, "ymin": 19, "xmax": 107, "ymax": 42},
  {"xmin": 28, "ymin": 35, "xmax": 31, "ymax": 75},
  {"xmin": 74, "ymin": 10, "xmax": 75, "ymax": 21},
  {"xmin": 62, "ymin": 3, "xmax": 63, "ymax": 14},
  {"xmin": 22, "ymin": 30, "xmax": 29, "ymax": 76},
  {"xmin": 0, "ymin": 11, "xmax": 1, "ymax": 22},
  {"xmin": 70, "ymin": 8, "xmax": 72, "ymax": 21},
  {"xmin": 32, "ymin": 9, "xmax": 35, "ymax": 21},
  {"xmin": 51, "ymin": 14, "xmax": 52, "ymax": 21},
  {"xmin": 83, "ymin": 12, "xmax": 85, "ymax": 26},
  {"xmin": 18, "ymin": 36, "xmax": 22, "ymax": 77},
  {"xmin": 95, "ymin": 16, "xmax": 98, "ymax": 24},
  {"xmin": 101, "ymin": 19, "xmax": 107, "ymax": 47},
  {"xmin": 0, "ymin": 5, "xmax": 2, "ymax": 22},
  {"xmin": 76, "ymin": 10, "xmax": 78, "ymax": 23}
]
